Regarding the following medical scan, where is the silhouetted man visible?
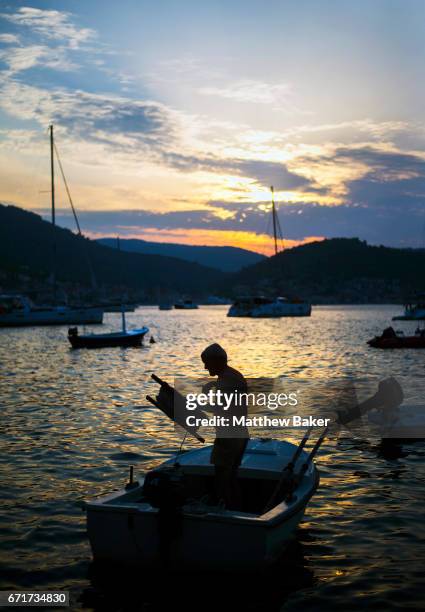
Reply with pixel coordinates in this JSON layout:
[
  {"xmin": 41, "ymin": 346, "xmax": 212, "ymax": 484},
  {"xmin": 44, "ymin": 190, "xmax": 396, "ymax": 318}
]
[{"xmin": 201, "ymin": 343, "xmax": 249, "ymax": 509}]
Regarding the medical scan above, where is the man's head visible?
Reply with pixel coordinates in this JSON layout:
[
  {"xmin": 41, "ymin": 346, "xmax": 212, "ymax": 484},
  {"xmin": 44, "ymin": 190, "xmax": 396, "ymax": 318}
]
[{"xmin": 201, "ymin": 343, "xmax": 227, "ymax": 376}]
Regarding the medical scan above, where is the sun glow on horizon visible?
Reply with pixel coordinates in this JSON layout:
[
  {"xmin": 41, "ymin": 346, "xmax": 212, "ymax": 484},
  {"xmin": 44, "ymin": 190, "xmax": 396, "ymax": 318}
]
[{"xmin": 85, "ymin": 227, "xmax": 325, "ymax": 256}]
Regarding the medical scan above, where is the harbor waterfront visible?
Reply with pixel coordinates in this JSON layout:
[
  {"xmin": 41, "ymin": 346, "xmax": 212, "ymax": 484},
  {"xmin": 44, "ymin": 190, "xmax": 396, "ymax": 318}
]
[{"xmin": 0, "ymin": 305, "xmax": 424, "ymax": 610}]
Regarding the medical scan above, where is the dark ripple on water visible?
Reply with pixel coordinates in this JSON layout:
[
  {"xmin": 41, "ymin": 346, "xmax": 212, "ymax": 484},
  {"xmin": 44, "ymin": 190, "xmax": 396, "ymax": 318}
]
[{"xmin": 0, "ymin": 306, "xmax": 424, "ymax": 610}]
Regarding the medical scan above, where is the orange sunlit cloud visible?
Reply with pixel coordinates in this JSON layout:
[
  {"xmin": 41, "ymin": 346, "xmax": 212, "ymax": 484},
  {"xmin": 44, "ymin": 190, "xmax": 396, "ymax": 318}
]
[{"xmin": 86, "ymin": 227, "xmax": 324, "ymax": 256}]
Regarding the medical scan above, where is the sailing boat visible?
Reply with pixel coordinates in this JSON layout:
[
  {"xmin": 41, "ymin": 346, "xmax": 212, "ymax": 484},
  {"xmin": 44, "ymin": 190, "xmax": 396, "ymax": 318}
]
[
  {"xmin": 227, "ymin": 186, "xmax": 311, "ymax": 318},
  {"xmin": 68, "ymin": 238, "xmax": 149, "ymax": 348},
  {"xmin": 67, "ymin": 322, "xmax": 149, "ymax": 348},
  {"xmin": 0, "ymin": 126, "xmax": 103, "ymax": 326}
]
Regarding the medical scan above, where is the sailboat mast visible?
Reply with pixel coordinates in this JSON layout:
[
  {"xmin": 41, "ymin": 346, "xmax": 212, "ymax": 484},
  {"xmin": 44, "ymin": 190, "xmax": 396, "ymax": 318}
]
[
  {"xmin": 117, "ymin": 236, "xmax": 127, "ymax": 333},
  {"xmin": 271, "ymin": 185, "xmax": 278, "ymax": 256},
  {"xmin": 50, "ymin": 125, "xmax": 57, "ymax": 301}
]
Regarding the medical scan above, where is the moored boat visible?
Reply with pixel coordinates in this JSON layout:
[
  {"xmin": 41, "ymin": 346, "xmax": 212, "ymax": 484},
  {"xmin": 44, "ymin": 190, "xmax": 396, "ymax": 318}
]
[
  {"xmin": 174, "ymin": 299, "xmax": 198, "ymax": 309},
  {"xmin": 69, "ymin": 238, "xmax": 151, "ymax": 348},
  {"xmin": 0, "ymin": 294, "xmax": 103, "ymax": 327},
  {"xmin": 226, "ymin": 187, "xmax": 311, "ymax": 319},
  {"xmin": 86, "ymin": 438, "xmax": 320, "ymax": 569},
  {"xmin": 227, "ymin": 296, "xmax": 311, "ymax": 318},
  {"xmin": 393, "ymin": 295, "xmax": 425, "ymax": 320},
  {"xmin": 68, "ymin": 325, "xmax": 149, "ymax": 348},
  {"xmin": 368, "ymin": 326, "xmax": 425, "ymax": 348}
]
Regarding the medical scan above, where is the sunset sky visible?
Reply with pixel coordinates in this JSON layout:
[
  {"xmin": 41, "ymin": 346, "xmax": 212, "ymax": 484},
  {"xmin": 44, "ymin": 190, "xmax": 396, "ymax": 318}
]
[{"xmin": 1, "ymin": 0, "xmax": 425, "ymax": 254}]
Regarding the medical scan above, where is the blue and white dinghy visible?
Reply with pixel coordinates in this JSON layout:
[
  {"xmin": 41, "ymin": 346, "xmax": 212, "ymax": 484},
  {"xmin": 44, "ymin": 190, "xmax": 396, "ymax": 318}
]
[{"xmin": 86, "ymin": 433, "xmax": 323, "ymax": 570}]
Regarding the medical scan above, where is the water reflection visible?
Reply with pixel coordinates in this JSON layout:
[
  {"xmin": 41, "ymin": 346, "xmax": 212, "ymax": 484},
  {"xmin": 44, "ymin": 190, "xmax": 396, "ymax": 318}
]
[
  {"xmin": 84, "ymin": 538, "xmax": 315, "ymax": 612},
  {"xmin": 0, "ymin": 306, "xmax": 424, "ymax": 610}
]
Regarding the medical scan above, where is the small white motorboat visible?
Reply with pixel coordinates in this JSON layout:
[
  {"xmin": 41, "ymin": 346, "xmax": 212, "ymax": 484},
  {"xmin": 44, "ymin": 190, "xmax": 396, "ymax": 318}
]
[
  {"xmin": 86, "ymin": 437, "xmax": 320, "ymax": 570},
  {"xmin": 0, "ymin": 294, "xmax": 103, "ymax": 326},
  {"xmin": 227, "ymin": 296, "xmax": 311, "ymax": 318}
]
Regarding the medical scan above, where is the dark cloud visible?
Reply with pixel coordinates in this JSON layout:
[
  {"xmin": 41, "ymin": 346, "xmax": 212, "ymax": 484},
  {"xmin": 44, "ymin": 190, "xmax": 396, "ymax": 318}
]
[
  {"xmin": 34, "ymin": 143, "xmax": 425, "ymax": 248},
  {"xmin": 50, "ymin": 90, "xmax": 177, "ymax": 149},
  {"xmin": 224, "ymin": 159, "xmax": 310, "ymax": 190},
  {"xmin": 334, "ymin": 146, "xmax": 425, "ymax": 178},
  {"xmin": 43, "ymin": 190, "xmax": 425, "ymax": 248},
  {"xmin": 164, "ymin": 153, "xmax": 312, "ymax": 190}
]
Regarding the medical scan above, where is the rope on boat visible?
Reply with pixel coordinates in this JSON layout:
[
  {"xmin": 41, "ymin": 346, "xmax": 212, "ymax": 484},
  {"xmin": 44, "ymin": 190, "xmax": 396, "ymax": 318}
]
[
  {"xmin": 174, "ymin": 431, "xmax": 188, "ymax": 466},
  {"xmin": 53, "ymin": 141, "xmax": 98, "ymax": 290}
]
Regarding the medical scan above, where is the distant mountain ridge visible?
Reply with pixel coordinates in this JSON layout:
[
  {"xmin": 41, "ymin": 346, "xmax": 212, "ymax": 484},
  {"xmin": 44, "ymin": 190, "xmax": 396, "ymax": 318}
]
[
  {"xmin": 0, "ymin": 204, "xmax": 224, "ymax": 297},
  {"xmin": 225, "ymin": 238, "xmax": 425, "ymax": 303},
  {"xmin": 2, "ymin": 204, "xmax": 425, "ymax": 304},
  {"xmin": 97, "ymin": 237, "xmax": 264, "ymax": 272}
]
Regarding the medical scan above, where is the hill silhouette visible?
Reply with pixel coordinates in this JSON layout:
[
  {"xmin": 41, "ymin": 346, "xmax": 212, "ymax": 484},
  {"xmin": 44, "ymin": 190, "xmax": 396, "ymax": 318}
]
[
  {"xmin": 2, "ymin": 204, "xmax": 424, "ymax": 303},
  {"xmin": 0, "ymin": 204, "xmax": 224, "ymax": 297},
  {"xmin": 97, "ymin": 237, "xmax": 264, "ymax": 272},
  {"xmin": 226, "ymin": 238, "xmax": 425, "ymax": 302}
]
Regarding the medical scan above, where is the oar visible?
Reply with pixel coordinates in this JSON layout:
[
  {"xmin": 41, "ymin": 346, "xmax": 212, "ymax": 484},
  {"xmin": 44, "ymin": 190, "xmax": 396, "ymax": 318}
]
[
  {"xmin": 284, "ymin": 425, "xmax": 329, "ymax": 502},
  {"xmin": 301, "ymin": 424, "xmax": 329, "ymax": 468},
  {"xmin": 263, "ymin": 427, "xmax": 312, "ymax": 513}
]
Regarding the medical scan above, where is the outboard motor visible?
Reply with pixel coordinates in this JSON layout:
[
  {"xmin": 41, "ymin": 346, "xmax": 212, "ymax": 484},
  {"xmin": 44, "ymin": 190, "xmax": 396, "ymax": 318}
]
[
  {"xmin": 143, "ymin": 467, "xmax": 187, "ymax": 563},
  {"xmin": 68, "ymin": 327, "xmax": 78, "ymax": 337},
  {"xmin": 142, "ymin": 466, "xmax": 187, "ymax": 509}
]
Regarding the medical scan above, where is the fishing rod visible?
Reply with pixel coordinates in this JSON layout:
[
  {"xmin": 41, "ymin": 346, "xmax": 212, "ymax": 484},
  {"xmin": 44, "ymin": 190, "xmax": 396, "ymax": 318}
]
[{"xmin": 263, "ymin": 426, "xmax": 313, "ymax": 513}]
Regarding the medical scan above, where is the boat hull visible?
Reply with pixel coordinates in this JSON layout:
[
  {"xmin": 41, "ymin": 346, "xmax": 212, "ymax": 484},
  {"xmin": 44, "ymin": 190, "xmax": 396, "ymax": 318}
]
[
  {"xmin": 228, "ymin": 303, "xmax": 311, "ymax": 318},
  {"xmin": 0, "ymin": 307, "xmax": 103, "ymax": 327},
  {"xmin": 87, "ymin": 496, "xmax": 310, "ymax": 570},
  {"xmin": 392, "ymin": 315, "xmax": 425, "ymax": 321},
  {"xmin": 86, "ymin": 439, "xmax": 319, "ymax": 569},
  {"xmin": 368, "ymin": 336, "xmax": 425, "ymax": 349},
  {"xmin": 393, "ymin": 306, "xmax": 425, "ymax": 321},
  {"xmin": 68, "ymin": 327, "xmax": 148, "ymax": 349}
]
